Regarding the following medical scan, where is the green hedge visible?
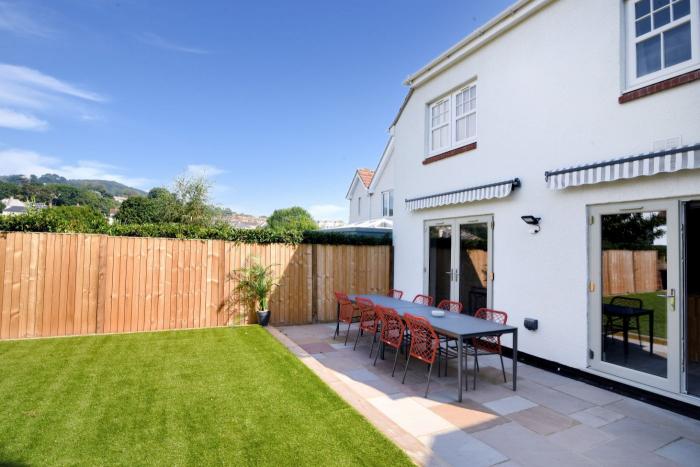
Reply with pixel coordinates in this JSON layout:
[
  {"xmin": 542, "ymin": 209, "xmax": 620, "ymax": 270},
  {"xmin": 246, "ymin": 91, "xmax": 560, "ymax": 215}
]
[{"xmin": 0, "ymin": 208, "xmax": 391, "ymax": 246}]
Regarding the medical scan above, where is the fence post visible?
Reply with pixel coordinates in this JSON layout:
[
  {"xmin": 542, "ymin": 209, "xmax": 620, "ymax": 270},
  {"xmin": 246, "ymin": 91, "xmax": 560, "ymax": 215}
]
[{"xmin": 311, "ymin": 244, "xmax": 318, "ymax": 323}]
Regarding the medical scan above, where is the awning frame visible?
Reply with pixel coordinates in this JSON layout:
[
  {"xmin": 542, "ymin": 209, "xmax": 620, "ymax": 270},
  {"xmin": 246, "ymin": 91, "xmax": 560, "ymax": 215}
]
[
  {"xmin": 405, "ymin": 178, "xmax": 521, "ymax": 211},
  {"xmin": 545, "ymin": 143, "xmax": 700, "ymax": 183}
]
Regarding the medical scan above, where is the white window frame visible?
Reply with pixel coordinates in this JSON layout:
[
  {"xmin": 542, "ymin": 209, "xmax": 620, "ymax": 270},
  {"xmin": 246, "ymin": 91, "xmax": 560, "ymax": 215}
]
[
  {"xmin": 624, "ymin": 0, "xmax": 700, "ymax": 90},
  {"xmin": 427, "ymin": 82, "xmax": 477, "ymax": 156},
  {"xmin": 382, "ymin": 190, "xmax": 394, "ymax": 217}
]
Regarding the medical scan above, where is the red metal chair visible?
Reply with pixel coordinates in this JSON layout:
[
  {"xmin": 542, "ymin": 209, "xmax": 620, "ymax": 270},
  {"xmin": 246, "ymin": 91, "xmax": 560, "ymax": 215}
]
[
  {"xmin": 387, "ymin": 289, "xmax": 404, "ymax": 300},
  {"xmin": 436, "ymin": 300, "xmax": 464, "ymax": 375},
  {"xmin": 437, "ymin": 300, "xmax": 463, "ymax": 314},
  {"xmin": 412, "ymin": 294, "xmax": 434, "ymax": 306},
  {"xmin": 334, "ymin": 291, "xmax": 358, "ymax": 345},
  {"xmin": 471, "ymin": 308, "xmax": 509, "ymax": 389},
  {"xmin": 353, "ymin": 297, "xmax": 378, "ymax": 355},
  {"xmin": 373, "ymin": 306, "xmax": 406, "ymax": 377},
  {"xmin": 402, "ymin": 313, "xmax": 440, "ymax": 397}
]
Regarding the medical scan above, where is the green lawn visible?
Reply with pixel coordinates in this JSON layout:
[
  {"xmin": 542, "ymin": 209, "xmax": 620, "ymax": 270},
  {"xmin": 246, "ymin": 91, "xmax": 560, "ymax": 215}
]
[
  {"xmin": 603, "ymin": 291, "xmax": 667, "ymax": 340},
  {"xmin": 0, "ymin": 327, "xmax": 412, "ymax": 467}
]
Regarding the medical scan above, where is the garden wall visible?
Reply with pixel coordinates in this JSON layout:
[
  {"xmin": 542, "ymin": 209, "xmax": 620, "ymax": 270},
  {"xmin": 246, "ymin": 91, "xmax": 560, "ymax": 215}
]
[{"xmin": 0, "ymin": 232, "xmax": 391, "ymax": 340}]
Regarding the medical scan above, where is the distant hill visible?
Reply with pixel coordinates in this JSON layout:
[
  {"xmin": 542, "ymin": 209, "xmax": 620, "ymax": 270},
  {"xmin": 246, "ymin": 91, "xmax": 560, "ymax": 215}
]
[{"xmin": 0, "ymin": 174, "xmax": 145, "ymax": 197}]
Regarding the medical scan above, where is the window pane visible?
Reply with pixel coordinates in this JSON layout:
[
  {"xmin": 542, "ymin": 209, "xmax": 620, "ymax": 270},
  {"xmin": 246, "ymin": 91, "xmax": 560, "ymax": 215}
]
[
  {"xmin": 673, "ymin": 0, "xmax": 690, "ymax": 19},
  {"xmin": 469, "ymin": 97, "xmax": 476, "ymax": 111},
  {"xmin": 636, "ymin": 16, "xmax": 652, "ymax": 36},
  {"xmin": 467, "ymin": 114, "xmax": 476, "ymax": 139},
  {"xmin": 653, "ymin": 0, "xmax": 669, "ymax": 9},
  {"xmin": 456, "ymin": 116, "xmax": 466, "ymax": 141},
  {"xmin": 440, "ymin": 126, "xmax": 449, "ymax": 147},
  {"xmin": 636, "ymin": 35, "xmax": 662, "ymax": 76},
  {"xmin": 664, "ymin": 22, "xmax": 691, "ymax": 67},
  {"xmin": 470, "ymin": 86, "xmax": 476, "ymax": 100},
  {"xmin": 636, "ymin": 0, "xmax": 651, "ymax": 18},
  {"xmin": 431, "ymin": 129, "xmax": 440, "ymax": 150},
  {"xmin": 653, "ymin": 6, "xmax": 670, "ymax": 28}
]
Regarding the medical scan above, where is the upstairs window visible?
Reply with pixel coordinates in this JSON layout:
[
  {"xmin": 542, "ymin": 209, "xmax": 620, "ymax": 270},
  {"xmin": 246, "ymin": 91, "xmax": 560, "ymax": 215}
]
[
  {"xmin": 626, "ymin": 0, "xmax": 698, "ymax": 87},
  {"xmin": 357, "ymin": 196, "xmax": 361, "ymax": 216},
  {"xmin": 382, "ymin": 190, "xmax": 394, "ymax": 217},
  {"xmin": 428, "ymin": 82, "xmax": 477, "ymax": 155}
]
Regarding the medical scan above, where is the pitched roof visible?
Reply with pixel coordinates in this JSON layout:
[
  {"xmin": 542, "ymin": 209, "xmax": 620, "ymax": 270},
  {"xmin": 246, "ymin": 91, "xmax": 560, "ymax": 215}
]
[{"xmin": 357, "ymin": 169, "xmax": 374, "ymax": 188}]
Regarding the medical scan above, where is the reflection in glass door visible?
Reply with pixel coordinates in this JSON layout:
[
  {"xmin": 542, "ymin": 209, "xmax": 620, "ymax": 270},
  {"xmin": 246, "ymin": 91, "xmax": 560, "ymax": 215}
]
[
  {"xmin": 684, "ymin": 201, "xmax": 700, "ymax": 397},
  {"xmin": 427, "ymin": 224, "xmax": 452, "ymax": 306},
  {"xmin": 589, "ymin": 201, "xmax": 679, "ymax": 391},
  {"xmin": 425, "ymin": 217, "xmax": 492, "ymax": 312},
  {"xmin": 459, "ymin": 222, "xmax": 490, "ymax": 315}
]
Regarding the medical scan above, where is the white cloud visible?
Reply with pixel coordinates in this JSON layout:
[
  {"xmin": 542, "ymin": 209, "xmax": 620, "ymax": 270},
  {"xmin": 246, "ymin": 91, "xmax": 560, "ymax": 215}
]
[
  {"xmin": 185, "ymin": 164, "xmax": 226, "ymax": 177},
  {"xmin": 0, "ymin": 64, "xmax": 105, "ymax": 102},
  {"xmin": 307, "ymin": 204, "xmax": 346, "ymax": 220},
  {"xmin": 0, "ymin": 108, "xmax": 47, "ymax": 130},
  {"xmin": 0, "ymin": 148, "xmax": 150, "ymax": 187},
  {"xmin": 0, "ymin": 63, "xmax": 106, "ymax": 131},
  {"xmin": 0, "ymin": 1, "xmax": 54, "ymax": 38},
  {"xmin": 137, "ymin": 32, "xmax": 210, "ymax": 55}
]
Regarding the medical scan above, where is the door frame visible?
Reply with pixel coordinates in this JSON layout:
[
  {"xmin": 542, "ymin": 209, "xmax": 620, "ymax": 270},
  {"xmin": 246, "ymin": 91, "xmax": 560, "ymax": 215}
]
[
  {"xmin": 587, "ymin": 199, "xmax": 681, "ymax": 393},
  {"xmin": 423, "ymin": 214, "xmax": 494, "ymax": 309}
]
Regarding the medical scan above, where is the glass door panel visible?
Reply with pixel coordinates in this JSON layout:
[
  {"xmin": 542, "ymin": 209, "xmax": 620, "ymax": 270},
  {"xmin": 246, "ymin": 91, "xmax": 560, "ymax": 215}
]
[
  {"xmin": 684, "ymin": 201, "xmax": 700, "ymax": 396},
  {"xmin": 427, "ymin": 224, "xmax": 453, "ymax": 306},
  {"xmin": 600, "ymin": 210, "xmax": 668, "ymax": 378},
  {"xmin": 459, "ymin": 222, "xmax": 490, "ymax": 315},
  {"xmin": 589, "ymin": 200, "xmax": 679, "ymax": 391}
]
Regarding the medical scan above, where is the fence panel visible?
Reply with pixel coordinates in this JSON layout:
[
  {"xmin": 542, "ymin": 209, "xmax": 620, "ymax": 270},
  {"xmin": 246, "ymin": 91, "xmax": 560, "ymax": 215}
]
[
  {"xmin": 0, "ymin": 232, "xmax": 391, "ymax": 339},
  {"xmin": 602, "ymin": 249, "xmax": 660, "ymax": 295}
]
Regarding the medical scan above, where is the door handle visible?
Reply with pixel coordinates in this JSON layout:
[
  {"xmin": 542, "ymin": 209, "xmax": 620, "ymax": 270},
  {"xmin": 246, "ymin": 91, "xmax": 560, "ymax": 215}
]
[
  {"xmin": 657, "ymin": 289, "xmax": 675, "ymax": 311},
  {"xmin": 445, "ymin": 270, "xmax": 453, "ymax": 281}
]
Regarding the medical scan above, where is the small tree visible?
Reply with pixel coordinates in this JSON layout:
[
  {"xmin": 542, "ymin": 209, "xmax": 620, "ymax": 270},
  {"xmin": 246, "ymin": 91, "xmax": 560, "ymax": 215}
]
[
  {"xmin": 173, "ymin": 175, "xmax": 213, "ymax": 226},
  {"xmin": 267, "ymin": 206, "xmax": 318, "ymax": 231},
  {"xmin": 226, "ymin": 257, "xmax": 277, "ymax": 325}
]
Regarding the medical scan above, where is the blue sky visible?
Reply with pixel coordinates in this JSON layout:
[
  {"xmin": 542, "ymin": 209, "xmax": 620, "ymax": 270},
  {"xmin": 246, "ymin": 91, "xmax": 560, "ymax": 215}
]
[{"xmin": 0, "ymin": 0, "xmax": 512, "ymax": 219}]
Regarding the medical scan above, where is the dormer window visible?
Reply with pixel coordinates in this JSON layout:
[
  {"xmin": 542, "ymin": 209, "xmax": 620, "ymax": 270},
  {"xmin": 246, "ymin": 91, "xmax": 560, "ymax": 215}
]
[{"xmin": 428, "ymin": 82, "xmax": 477, "ymax": 156}]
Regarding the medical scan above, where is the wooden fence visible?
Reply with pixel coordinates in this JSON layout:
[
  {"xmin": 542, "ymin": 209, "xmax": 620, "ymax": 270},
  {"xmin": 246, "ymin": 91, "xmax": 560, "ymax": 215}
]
[
  {"xmin": 602, "ymin": 250, "xmax": 662, "ymax": 295},
  {"xmin": 0, "ymin": 232, "xmax": 391, "ymax": 340}
]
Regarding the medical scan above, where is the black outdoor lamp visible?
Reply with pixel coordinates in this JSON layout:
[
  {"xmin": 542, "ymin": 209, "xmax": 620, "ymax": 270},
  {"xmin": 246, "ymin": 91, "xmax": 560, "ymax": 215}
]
[{"xmin": 521, "ymin": 215, "xmax": 541, "ymax": 234}]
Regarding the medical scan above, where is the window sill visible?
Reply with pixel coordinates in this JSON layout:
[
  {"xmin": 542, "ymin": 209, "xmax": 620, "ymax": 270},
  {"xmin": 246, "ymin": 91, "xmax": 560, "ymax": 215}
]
[
  {"xmin": 619, "ymin": 68, "xmax": 700, "ymax": 104},
  {"xmin": 423, "ymin": 142, "xmax": 477, "ymax": 165}
]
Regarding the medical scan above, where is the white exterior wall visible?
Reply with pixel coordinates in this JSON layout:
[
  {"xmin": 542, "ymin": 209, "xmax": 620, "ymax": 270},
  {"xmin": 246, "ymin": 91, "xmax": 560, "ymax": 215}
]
[
  {"xmin": 370, "ymin": 155, "xmax": 395, "ymax": 219},
  {"xmin": 347, "ymin": 181, "xmax": 371, "ymax": 223},
  {"xmin": 392, "ymin": 0, "xmax": 700, "ymax": 371}
]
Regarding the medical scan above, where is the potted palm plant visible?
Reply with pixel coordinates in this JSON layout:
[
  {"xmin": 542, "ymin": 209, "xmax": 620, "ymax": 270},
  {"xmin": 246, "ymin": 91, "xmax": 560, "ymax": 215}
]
[{"xmin": 229, "ymin": 258, "xmax": 277, "ymax": 326}]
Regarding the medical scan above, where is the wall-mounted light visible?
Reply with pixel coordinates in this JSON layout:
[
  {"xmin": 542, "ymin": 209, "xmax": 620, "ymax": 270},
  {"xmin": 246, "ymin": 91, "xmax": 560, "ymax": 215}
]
[{"xmin": 521, "ymin": 215, "xmax": 541, "ymax": 234}]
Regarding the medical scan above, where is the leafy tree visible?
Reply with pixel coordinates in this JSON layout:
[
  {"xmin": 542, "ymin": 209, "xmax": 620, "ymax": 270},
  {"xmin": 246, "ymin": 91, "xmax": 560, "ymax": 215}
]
[
  {"xmin": 267, "ymin": 206, "xmax": 318, "ymax": 232},
  {"xmin": 174, "ymin": 175, "xmax": 213, "ymax": 226},
  {"xmin": 602, "ymin": 212, "xmax": 666, "ymax": 250},
  {"xmin": 147, "ymin": 187, "xmax": 181, "ymax": 222},
  {"xmin": 115, "ymin": 196, "xmax": 160, "ymax": 224}
]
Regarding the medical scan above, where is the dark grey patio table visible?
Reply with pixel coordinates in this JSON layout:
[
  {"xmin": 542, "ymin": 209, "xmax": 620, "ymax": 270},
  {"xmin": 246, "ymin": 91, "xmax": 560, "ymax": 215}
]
[{"xmin": 344, "ymin": 294, "xmax": 518, "ymax": 402}]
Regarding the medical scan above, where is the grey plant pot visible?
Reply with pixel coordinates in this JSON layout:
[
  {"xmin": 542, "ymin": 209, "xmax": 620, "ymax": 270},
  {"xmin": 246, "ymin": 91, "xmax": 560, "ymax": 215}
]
[{"xmin": 256, "ymin": 310, "xmax": 270, "ymax": 327}]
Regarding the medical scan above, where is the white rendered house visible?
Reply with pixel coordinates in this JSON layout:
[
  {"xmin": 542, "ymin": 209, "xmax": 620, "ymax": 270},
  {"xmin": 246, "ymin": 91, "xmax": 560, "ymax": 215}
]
[
  {"xmin": 389, "ymin": 0, "xmax": 700, "ymax": 405},
  {"xmin": 346, "ymin": 136, "xmax": 396, "ymax": 226}
]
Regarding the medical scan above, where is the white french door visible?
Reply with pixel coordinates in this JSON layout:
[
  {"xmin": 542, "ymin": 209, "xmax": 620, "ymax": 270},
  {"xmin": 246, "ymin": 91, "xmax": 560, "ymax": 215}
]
[
  {"xmin": 588, "ymin": 200, "xmax": 680, "ymax": 392},
  {"xmin": 424, "ymin": 215, "xmax": 493, "ymax": 313}
]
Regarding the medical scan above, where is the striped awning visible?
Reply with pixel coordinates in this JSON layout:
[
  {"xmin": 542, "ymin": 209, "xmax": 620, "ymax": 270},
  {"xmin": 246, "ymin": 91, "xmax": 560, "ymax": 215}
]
[
  {"xmin": 545, "ymin": 144, "xmax": 700, "ymax": 190},
  {"xmin": 405, "ymin": 178, "xmax": 520, "ymax": 211}
]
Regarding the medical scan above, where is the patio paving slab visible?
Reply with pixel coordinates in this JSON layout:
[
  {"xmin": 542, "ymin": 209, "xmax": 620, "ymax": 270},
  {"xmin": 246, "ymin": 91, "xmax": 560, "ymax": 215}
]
[
  {"xmin": 600, "ymin": 416, "xmax": 683, "ymax": 451},
  {"xmin": 570, "ymin": 405, "xmax": 626, "ymax": 428},
  {"xmin": 513, "ymin": 379, "xmax": 595, "ymax": 415},
  {"xmin": 654, "ymin": 437, "xmax": 700, "ymax": 467},
  {"xmin": 483, "ymin": 395, "xmax": 537, "ymax": 416},
  {"xmin": 553, "ymin": 381, "xmax": 625, "ymax": 406},
  {"xmin": 368, "ymin": 393, "xmax": 456, "ymax": 438},
  {"xmin": 472, "ymin": 422, "xmax": 598, "ymax": 467},
  {"xmin": 547, "ymin": 423, "xmax": 616, "ymax": 453},
  {"xmin": 581, "ymin": 438, "xmax": 679, "ymax": 467},
  {"xmin": 430, "ymin": 401, "xmax": 507, "ymax": 434},
  {"xmin": 507, "ymin": 406, "xmax": 578, "ymax": 435},
  {"xmin": 419, "ymin": 428, "xmax": 508, "ymax": 467}
]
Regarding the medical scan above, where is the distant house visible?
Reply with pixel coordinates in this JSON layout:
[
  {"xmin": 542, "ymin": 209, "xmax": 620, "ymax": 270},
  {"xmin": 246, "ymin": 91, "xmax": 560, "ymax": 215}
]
[
  {"xmin": 113, "ymin": 196, "xmax": 128, "ymax": 204},
  {"xmin": 345, "ymin": 135, "xmax": 395, "ymax": 227},
  {"xmin": 1, "ymin": 197, "xmax": 47, "ymax": 216}
]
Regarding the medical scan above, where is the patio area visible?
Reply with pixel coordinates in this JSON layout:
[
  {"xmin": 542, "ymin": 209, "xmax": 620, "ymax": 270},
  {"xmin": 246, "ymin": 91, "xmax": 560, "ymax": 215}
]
[{"xmin": 274, "ymin": 323, "xmax": 700, "ymax": 467}]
